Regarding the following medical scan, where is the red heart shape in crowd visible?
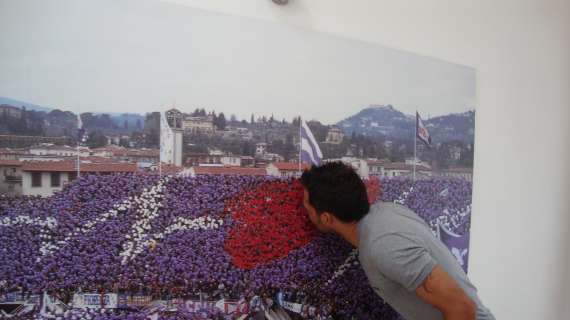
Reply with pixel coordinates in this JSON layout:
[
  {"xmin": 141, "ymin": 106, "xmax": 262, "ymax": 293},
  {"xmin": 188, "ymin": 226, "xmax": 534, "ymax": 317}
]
[
  {"xmin": 224, "ymin": 180, "xmax": 316, "ymax": 269},
  {"xmin": 224, "ymin": 178, "xmax": 381, "ymax": 269},
  {"xmin": 366, "ymin": 177, "xmax": 381, "ymax": 204}
]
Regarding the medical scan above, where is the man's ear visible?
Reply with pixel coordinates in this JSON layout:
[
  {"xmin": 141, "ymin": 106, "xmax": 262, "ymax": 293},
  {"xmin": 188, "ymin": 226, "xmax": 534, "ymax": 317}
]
[{"xmin": 321, "ymin": 212, "xmax": 335, "ymax": 226}]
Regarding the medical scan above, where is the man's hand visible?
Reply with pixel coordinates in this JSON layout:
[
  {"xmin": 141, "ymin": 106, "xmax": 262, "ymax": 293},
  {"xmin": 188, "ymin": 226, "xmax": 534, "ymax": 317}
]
[{"xmin": 415, "ymin": 265, "xmax": 477, "ymax": 320}]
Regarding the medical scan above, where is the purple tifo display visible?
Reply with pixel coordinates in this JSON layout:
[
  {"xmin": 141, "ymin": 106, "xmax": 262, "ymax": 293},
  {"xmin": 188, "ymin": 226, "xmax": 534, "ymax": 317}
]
[{"xmin": 0, "ymin": 173, "xmax": 472, "ymax": 319}]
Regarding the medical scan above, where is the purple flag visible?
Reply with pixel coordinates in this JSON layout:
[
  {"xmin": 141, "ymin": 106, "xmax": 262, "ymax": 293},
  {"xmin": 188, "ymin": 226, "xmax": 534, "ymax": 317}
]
[
  {"xmin": 438, "ymin": 222, "xmax": 470, "ymax": 273},
  {"xmin": 300, "ymin": 120, "xmax": 323, "ymax": 166},
  {"xmin": 416, "ymin": 112, "xmax": 432, "ymax": 146}
]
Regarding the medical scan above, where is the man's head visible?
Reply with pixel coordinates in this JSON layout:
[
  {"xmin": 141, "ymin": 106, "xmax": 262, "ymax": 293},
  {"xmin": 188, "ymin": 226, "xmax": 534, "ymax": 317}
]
[{"xmin": 300, "ymin": 161, "xmax": 370, "ymax": 232}]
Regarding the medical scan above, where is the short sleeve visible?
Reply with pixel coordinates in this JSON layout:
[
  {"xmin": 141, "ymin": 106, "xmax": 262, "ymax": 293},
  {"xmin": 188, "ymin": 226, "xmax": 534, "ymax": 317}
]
[{"xmin": 370, "ymin": 233, "xmax": 437, "ymax": 291}]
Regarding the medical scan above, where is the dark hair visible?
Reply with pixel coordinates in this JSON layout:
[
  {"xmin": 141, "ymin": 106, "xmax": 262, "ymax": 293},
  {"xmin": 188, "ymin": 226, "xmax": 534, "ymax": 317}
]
[{"xmin": 300, "ymin": 161, "xmax": 369, "ymax": 223}]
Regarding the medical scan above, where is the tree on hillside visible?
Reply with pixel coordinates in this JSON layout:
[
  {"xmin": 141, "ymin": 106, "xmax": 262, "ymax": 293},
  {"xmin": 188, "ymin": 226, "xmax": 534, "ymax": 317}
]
[
  {"xmin": 215, "ymin": 113, "xmax": 226, "ymax": 130},
  {"xmin": 86, "ymin": 130, "xmax": 107, "ymax": 148}
]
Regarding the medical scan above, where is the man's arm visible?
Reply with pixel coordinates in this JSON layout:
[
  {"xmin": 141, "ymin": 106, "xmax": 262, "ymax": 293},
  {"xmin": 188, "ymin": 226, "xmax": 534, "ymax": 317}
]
[
  {"xmin": 415, "ymin": 265, "xmax": 477, "ymax": 320},
  {"xmin": 371, "ymin": 234, "xmax": 477, "ymax": 319}
]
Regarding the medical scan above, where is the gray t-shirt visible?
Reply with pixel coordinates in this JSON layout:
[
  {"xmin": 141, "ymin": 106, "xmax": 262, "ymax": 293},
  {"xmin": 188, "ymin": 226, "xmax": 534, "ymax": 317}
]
[{"xmin": 357, "ymin": 202, "xmax": 495, "ymax": 320}]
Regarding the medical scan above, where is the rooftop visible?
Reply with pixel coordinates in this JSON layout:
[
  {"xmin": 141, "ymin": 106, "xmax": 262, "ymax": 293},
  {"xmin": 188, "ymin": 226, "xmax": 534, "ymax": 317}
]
[
  {"xmin": 192, "ymin": 166, "xmax": 266, "ymax": 176},
  {"xmin": 21, "ymin": 161, "xmax": 137, "ymax": 173},
  {"xmin": 270, "ymin": 162, "xmax": 311, "ymax": 171}
]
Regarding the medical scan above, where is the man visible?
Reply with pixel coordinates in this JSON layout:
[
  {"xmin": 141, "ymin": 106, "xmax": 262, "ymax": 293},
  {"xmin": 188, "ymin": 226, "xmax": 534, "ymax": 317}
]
[{"xmin": 300, "ymin": 162, "xmax": 495, "ymax": 320}]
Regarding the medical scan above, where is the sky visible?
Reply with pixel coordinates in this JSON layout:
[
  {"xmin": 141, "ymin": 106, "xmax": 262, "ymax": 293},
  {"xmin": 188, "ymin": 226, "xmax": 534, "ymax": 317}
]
[{"xmin": 0, "ymin": 0, "xmax": 475, "ymax": 125}]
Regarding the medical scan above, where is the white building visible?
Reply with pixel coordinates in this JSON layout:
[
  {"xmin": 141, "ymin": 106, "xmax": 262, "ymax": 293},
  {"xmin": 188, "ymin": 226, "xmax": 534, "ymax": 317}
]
[
  {"xmin": 325, "ymin": 157, "xmax": 370, "ymax": 178},
  {"xmin": 366, "ymin": 159, "xmax": 387, "ymax": 176},
  {"xmin": 18, "ymin": 155, "xmax": 65, "ymax": 162},
  {"xmin": 29, "ymin": 144, "xmax": 78, "ymax": 157},
  {"xmin": 255, "ymin": 142, "xmax": 268, "ymax": 155},
  {"xmin": 258, "ymin": 152, "xmax": 284, "ymax": 163},
  {"xmin": 449, "ymin": 146, "xmax": 462, "ymax": 161},
  {"xmin": 325, "ymin": 127, "xmax": 344, "ymax": 144},
  {"xmin": 254, "ymin": 143, "xmax": 283, "ymax": 163},
  {"xmin": 91, "ymin": 146, "xmax": 160, "ymax": 164},
  {"xmin": 91, "ymin": 146, "xmax": 122, "ymax": 158},
  {"xmin": 183, "ymin": 116, "xmax": 215, "ymax": 134},
  {"xmin": 383, "ymin": 162, "xmax": 432, "ymax": 178},
  {"xmin": 208, "ymin": 148, "xmax": 225, "ymax": 156},
  {"xmin": 439, "ymin": 167, "xmax": 473, "ymax": 182},
  {"xmin": 326, "ymin": 158, "xmax": 436, "ymax": 179},
  {"xmin": 266, "ymin": 162, "xmax": 310, "ymax": 178},
  {"xmin": 188, "ymin": 166, "xmax": 266, "ymax": 177},
  {"xmin": 18, "ymin": 145, "xmax": 90, "ymax": 161},
  {"xmin": 405, "ymin": 157, "xmax": 432, "ymax": 169},
  {"xmin": 21, "ymin": 161, "xmax": 137, "ymax": 197},
  {"xmin": 0, "ymin": 147, "xmax": 28, "ymax": 160},
  {"xmin": 124, "ymin": 148, "xmax": 160, "ymax": 163},
  {"xmin": 171, "ymin": 129, "xmax": 184, "ymax": 167},
  {"xmin": 221, "ymin": 126, "xmax": 253, "ymax": 140},
  {"xmin": 220, "ymin": 155, "xmax": 242, "ymax": 167},
  {"xmin": 240, "ymin": 156, "xmax": 255, "ymax": 167}
]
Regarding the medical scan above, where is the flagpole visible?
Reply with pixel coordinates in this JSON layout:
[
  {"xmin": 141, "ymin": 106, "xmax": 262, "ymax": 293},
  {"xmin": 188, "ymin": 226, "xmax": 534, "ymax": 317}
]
[
  {"xmin": 159, "ymin": 109, "xmax": 162, "ymax": 178},
  {"xmin": 77, "ymin": 144, "xmax": 80, "ymax": 178},
  {"xmin": 298, "ymin": 116, "xmax": 302, "ymax": 173},
  {"xmin": 413, "ymin": 110, "xmax": 417, "ymax": 182},
  {"xmin": 76, "ymin": 114, "xmax": 81, "ymax": 178}
]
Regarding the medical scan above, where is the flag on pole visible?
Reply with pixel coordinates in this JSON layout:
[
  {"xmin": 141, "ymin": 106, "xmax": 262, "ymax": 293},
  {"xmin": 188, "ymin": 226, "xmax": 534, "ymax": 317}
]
[
  {"xmin": 416, "ymin": 112, "xmax": 432, "ymax": 146},
  {"xmin": 300, "ymin": 120, "xmax": 323, "ymax": 166},
  {"xmin": 77, "ymin": 114, "xmax": 87, "ymax": 145},
  {"xmin": 438, "ymin": 222, "xmax": 470, "ymax": 273},
  {"xmin": 160, "ymin": 111, "xmax": 174, "ymax": 165}
]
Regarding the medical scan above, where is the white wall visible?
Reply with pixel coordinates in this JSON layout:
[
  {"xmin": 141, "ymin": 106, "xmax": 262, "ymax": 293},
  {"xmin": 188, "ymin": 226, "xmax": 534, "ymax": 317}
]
[
  {"xmin": 161, "ymin": 1, "xmax": 570, "ymax": 319},
  {"xmin": 22, "ymin": 171, "xmax": 70, "ymax": 197},
  {"xmin": 173, "ymin": 129, "xmax": 184, "ymax": 167}
]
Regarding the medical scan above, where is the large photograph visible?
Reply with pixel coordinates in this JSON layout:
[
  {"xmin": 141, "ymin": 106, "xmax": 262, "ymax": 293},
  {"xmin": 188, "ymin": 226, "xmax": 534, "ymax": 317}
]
[{"xmin": 0, "ymin": 0, "xmax": 475, "ymax": 318}]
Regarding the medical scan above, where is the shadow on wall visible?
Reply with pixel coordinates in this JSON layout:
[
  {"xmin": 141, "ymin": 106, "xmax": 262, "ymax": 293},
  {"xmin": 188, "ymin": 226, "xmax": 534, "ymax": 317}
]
[
  {"xmin": 555, "ymin": 178, "xmax": 570, "ymax": 317},
  {"xmin": 267, "ymin": 0, "xmax": 315, "ymax": 29}
]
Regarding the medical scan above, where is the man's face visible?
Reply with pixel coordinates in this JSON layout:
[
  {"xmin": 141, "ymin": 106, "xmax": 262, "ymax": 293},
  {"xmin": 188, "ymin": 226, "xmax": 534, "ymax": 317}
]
[{"xmin": 303, "ymin": 188, "xmax": 332, "ymax": 233}]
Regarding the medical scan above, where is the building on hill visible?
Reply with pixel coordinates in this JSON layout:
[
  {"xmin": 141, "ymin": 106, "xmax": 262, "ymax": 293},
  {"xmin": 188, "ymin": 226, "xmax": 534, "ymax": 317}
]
[
  {"xmin": 0, "ymin": 105, "xmax": 22, "ymax": 118},
  {"xmin": 220, "ymin": 126, "xmax": 253, "ymax": 140},
  {"xmin": 255, "ymin": 142, "xmax": 268, "ymax": 155},
  {"xmin": 183, "ymin": 115, "xmax": 215, "ymax": 134},
  {"xmin": 324, "ymin": 126, "xmax": 344, "ymax": 144}
]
